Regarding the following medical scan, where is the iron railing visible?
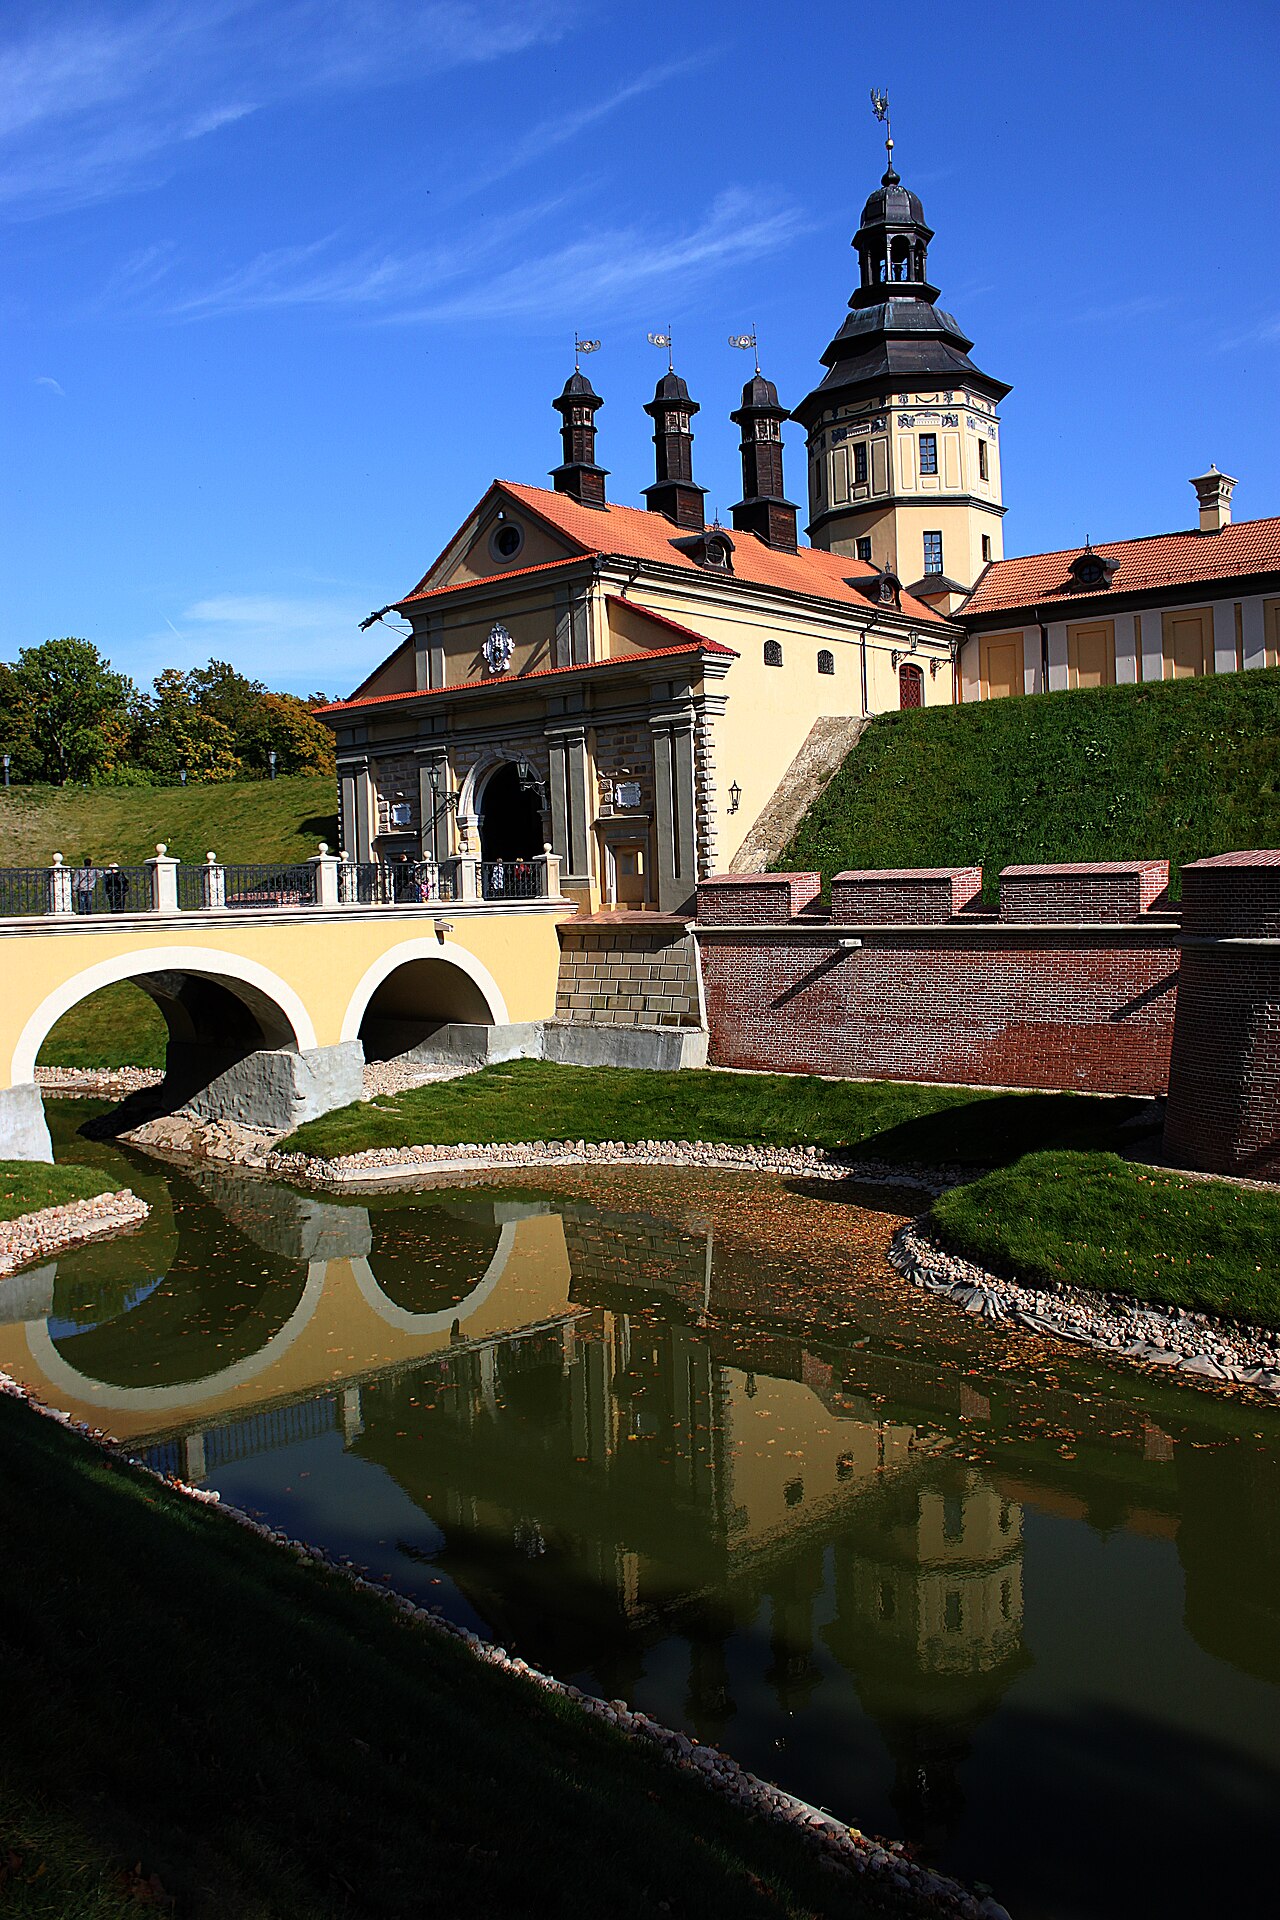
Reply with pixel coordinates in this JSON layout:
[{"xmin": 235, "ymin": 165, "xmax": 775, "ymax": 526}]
[
  {"xmin": 0, "ymin": 869, "xmax": 54, "ymax": 917},
  {"xmin": 482, "ymin": 857, "xmax": 541, "ymax": 900},
  {"xmin": 221, "ymin": 863, "xmax": 316, "ymax": 909},
  {"xmin": 70, "ymin": 865, "xmax": 150, "ymax": 914},
  {"xmin": 340, "ymin": 860, "xmax": 456, "ymax": 905}
]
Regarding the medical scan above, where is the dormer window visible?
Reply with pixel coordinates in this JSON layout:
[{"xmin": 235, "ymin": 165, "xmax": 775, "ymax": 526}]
[
  {"xmin": 672, "ymin": 528, "xmax": 735, "ymax": 573},
  {"xmin": 704, "ymin": 536, "xmax": 730, "ymax": 569},
  {"xmin": 1067, "ymin": 546, "xmax": 1118, "ymax": 591}
]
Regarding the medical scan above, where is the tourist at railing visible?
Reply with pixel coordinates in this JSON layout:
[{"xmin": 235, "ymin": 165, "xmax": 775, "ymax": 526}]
[
  {"xmin": 103, "ymin": 864, "xmax": 131, "ymax": 911},
  {"xmin": 72, "ymin": 857, "xmax": 97, "ymax": 914}
]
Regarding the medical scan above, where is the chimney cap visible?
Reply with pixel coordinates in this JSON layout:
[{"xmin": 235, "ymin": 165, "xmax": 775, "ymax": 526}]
[{"xmin": 1190, "ymin": 464, "xmax": 1237, "ymax": 532}]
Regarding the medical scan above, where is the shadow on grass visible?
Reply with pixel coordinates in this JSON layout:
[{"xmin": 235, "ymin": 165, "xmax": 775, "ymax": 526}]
[{"xmin": 851, "ymin": 1091, "xmax": 1161, "ymax": 1170}]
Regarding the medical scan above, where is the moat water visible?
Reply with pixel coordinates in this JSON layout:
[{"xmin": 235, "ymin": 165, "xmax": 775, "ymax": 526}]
[{"xmin": 3, "ymin": 1101, "xmax": 1278, "ymax": 1920}]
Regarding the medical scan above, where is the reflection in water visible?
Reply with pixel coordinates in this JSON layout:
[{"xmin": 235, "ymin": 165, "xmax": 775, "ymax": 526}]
[{"xmin": 2, "ymin": 1126, "xmax": 1278, "ymax": 1920}]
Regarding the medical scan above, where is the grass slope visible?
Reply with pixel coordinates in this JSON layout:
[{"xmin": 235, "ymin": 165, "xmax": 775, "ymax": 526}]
[
  {"xmin": 0, "ymin": 774, "xmax": 338, "ymax": 870},
  {"xmin": 283, "ymin": 1058, "xmax": 1151, "ymax": 1165},
  {"xmin": 37, "ymin": 981, "xmax": 169, "ymax": 1071},
  {"xmin": 0, "ymin": 1389, "xmax": 887, "ymax": 1920},
  {"xmin": 778, "ymin": 668, "xmax": 1280, "ymax": 898},
  {"xmin": 0, "ymin": 1160, "xmax": 114, "ymax": 1222},
  {"xmin": 930, "ymin": 1151, "xmax": 1280, "ymax": 1328}
]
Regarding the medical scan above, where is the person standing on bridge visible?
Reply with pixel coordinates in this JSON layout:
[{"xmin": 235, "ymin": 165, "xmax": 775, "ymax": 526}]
[
  {"xmin": 72, "ymin": 857, "xmax": 97, "ymax": 914},
  {"xmin": 103, "ymin": 864, "xmax": 130, "ymax": 912}
]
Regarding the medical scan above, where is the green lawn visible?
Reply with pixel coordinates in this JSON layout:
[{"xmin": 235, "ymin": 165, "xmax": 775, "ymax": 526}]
[
  {"xmin": 37, "ymin": 981, "xmax": 169, "ymax": 1071},
  {"xmin": 0, "ymin": 773, "xmax": 337, "ymax": 870},
  {"xmin": 0, "ymin": 1389, "xmax": 893, "ymax": 1920},
  {"xmin": 0, "ymin": 1159, "xmax": 116, "ymax": 1223},
  {"xmin": 779, "ymin": 668, "xmax": 1280, "ymax": 899},
  {"xmin": 282, "ymin": 1057, "xmax": 1153, "ymax": 1165},
  {"xmin": 930, "ymin": 1151, "xmax": 1280, "ymax": 1328}
]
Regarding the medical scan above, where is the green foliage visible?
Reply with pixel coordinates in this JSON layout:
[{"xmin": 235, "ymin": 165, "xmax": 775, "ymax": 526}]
[
  {"xmin": 778, "ymin": 669, "xmax": 1280, "ymax": 898},
  {"xmin": 283, "ymin": 1058, "xmax": 1146, "ymax": 1164},
  {"xmin": 930, "ymin": 1151, "xmax": 1280, "ymax": 1326},
  {"xmin": 0, "ymin": 1160, "xmax": 115, "ymax": 1223},
  {"xmin": 4, "ymin": 639, "xmax": 138, "ymax": 786}
]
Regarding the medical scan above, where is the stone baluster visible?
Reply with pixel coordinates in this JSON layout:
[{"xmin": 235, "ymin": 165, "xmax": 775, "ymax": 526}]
[
  {"xmin": 147, "ymin": 843, "xmax": 179, "ymax": 913},
  {"xmin": 201, "ymin": 851, "xmax": 226, "ymax": 910},
  {"xmin": 455, "ymin": 856, "xmax": 481, "ymax": 902},
  {"xmin": 537, "ymin": 848, "xmax": 562, "ymax": 898},
  {"xmin": 310, "ymin": 841, "xmax": 341, "ymax": 907},
  {"xmin": 47, "ymin": 852, "xmax": 73, "ymax": 915}
]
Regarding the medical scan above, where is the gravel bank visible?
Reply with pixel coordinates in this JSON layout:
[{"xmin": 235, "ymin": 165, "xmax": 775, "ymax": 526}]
[
  {"xmin": 0, "ymin": 1364, "xmax": 1012, "ymax": 1920},
  {"xmin": 0, "ymin": 1189, "xmax": 150, "ymax": 1278},
  {"xmin": 889, "ymin": 1221, "xmax": 1280, "ymax": 1397},
  {"xmin": 36, "ymin": 1065, "xmax": 163, "ymax": 1099}
]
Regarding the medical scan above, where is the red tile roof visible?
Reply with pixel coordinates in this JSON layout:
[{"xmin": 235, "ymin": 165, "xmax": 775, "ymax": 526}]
[
  {"xmin": 400, "ymin": 481, "xmax": 947, "ymax": 625},
  {"xmin": 962, "ymin": 515, "xmax": 1280, "ymax": 619},
  {"xmin": 315, "ymin": 638, "xmax": 731, "ymax": 717}
]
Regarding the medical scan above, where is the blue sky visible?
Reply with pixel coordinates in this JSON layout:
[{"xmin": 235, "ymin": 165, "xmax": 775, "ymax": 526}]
[{"xmin": 2, "ymin": 0, "xmax": 1276, "ymax": 697}]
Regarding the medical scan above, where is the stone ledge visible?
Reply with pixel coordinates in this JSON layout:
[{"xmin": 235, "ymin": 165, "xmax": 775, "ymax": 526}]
[{"xmin": 0, "ymin": 1189, "xmax": 150, "ymax": 1279}]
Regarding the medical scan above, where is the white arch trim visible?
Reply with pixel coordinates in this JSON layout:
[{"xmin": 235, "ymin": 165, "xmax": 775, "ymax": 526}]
[
  {"xmin": 11, "ymin": 945, "xmax": 319, "ymax": 1086},
  {"xmin": 349, "ymin": 1219, "xmax": 517, "ymax": 1334},
  {"xmin": 456, "ymin": 749, "xmax": 520, "ymax": 823},
  {"xmin": 22, "ymin": 1261, "xmax": 328, "ymax": 1413},
  {"xmin": 339, "ymin": 937, "xmax": 509, "ymax": 1045}
]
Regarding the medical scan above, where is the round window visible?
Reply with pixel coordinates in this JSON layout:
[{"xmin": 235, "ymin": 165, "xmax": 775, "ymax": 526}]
[{"xmin": 490, "ymin": 520, "xmax": 524, "ymax": 563}]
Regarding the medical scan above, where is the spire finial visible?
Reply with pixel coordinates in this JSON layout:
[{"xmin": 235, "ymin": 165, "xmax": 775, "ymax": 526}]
[
  {"xmin": 574, "ymin": 333, "xmax": 600, "ymax": 372},
  {"xmin": 647, "ymin": 325, "xmax": 674, "ymax": 372},
  {"xmin": 871, "ymin": 87, "xmax": 898, "ymax": 183},
  {"xmin": 728, "ymin": 326, "xmax": 760, "ymax": 374}
]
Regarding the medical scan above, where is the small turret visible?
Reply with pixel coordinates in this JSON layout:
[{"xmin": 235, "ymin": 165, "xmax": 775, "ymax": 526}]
[
  {"xmin": 643, "ymin": 370, "xmax": 707, "ymax": 530},
  {"xmin": 730, "ymin": 370, "xmax": 798, "ymax": 552},
  {"xmin": 550, "ymin": 367, "xmax": 607, "ymax": 506}
]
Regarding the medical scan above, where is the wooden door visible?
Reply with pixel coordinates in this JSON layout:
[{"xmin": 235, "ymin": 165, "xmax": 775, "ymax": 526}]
[
  {"xmin": 1068, "ymin": 622, "xmax": 1113, "ymax": 688},
  {"xmin": 614, "ymin": 844, "xmax": 647, "ymax": 908},
  {"xmin": 982, "ymin": 637, "xmax": 1021, "ymax": 699},
  {"xmin": 899, "ymin": 662, "xmax": 924, "ymax": 709},
  {"xmin": 1162, "ymin": 608, "xmax": 1211, "ymax": 678}
]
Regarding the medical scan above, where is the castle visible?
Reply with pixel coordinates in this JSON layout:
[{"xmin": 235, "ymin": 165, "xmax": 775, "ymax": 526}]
[{"xmin": 318, "ymin": 126, "xmax": 1280, "ymax": 914}]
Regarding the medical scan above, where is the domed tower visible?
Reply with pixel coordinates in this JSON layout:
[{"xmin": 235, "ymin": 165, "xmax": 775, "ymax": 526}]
[
  {"xmin": 550, "ymin": 366, "xmax": 607, "ymax": 507},
  {"xmin": 792, "ymin": 127, "xmax": 1010, "ymax": 600},
  {"xmin": 643, "ymin": 369, "xmax": 707, "ymax": 531}
]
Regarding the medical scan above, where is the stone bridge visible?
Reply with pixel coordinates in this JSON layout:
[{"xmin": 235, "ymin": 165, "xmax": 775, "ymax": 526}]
[{"xmin": 0, "ymin": 846, "xmax": 569, "ymax": 1159}]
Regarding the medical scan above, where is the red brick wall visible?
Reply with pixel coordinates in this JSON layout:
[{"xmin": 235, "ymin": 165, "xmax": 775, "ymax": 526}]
[
  {"xmin": 697, "ymin": 872, "xmax": 821, "ymax": 925},
  {"xmin": 829, "ymin": 866, "xmax": 982, "ymax": 924},
  {"xmin": 999, "ymin": 861, "xmax": 1170, "ymax": 924},
  {"xmin": 1163, "ymin": 852, "xmax": 1280, "ymax": 1177},
  {"xmin": 696, "ymin": 924, "xmax": 1179, "ymax": 1094}
]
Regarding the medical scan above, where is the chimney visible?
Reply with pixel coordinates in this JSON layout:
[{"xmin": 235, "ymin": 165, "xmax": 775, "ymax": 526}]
[
  {"xmin": 551, "ymin": 368, "xmax": 607, "ymax": 506},
  {"xmin": 1190, "ymin": 464, "xmax": 1236, "ymax": 533}
]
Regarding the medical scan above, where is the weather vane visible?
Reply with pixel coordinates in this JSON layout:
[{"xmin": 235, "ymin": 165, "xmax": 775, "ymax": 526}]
[
  {"xmin": 574, "ymin": 334, "xmax": 600, "ymax": 370},
  {"xmin": 647, "ymin": 326, "xmax": 674, "ymax": 371},
  {"xmin": 728, "ymin": 327, "xmax": 759, "ymax": 373},
  {"xmin": 870, "ymin": 88, "xmax": 894, "ymax": 170}
]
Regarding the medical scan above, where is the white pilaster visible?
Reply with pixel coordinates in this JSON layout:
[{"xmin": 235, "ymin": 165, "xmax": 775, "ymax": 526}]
[
  {"xmin": 1212, "ymin": 599, "xmax": 1237, "ymax": 674},
  {"xmin": 1021, "ymin": 626, "xmax": 1043, "ymax": 695},
  {"xmin": 1046, "ymin": 622, "xmax": 1069, "ymax": 692},
  {"xmin": 1240, "ymin": 595, "xmax": 1267, "ymax": 670},
  {"xmin": 1139, "ymin": 610, "xmax": 1163, "ymax": 683},
  {"xmin": 1114, "ymin": 613, "xmax": 1139, "ymax": 685}
]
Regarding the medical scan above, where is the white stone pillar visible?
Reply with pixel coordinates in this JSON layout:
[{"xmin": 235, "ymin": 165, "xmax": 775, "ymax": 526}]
[
  {"xmin": 537, "ymin": 850, "xmax": 562, "ymax": 898},
  {"xmin": 1241, "ymin": 596, "xmax": 1267, "ymax": 670},
  {"xmin": 455, "ymin": 856, "xmax": 481, "ymax": 902},
  {"xmin": 1021, "ymin": 626, "xmax": 1044, "ymax": 694},
  {"xmin": 1114, "ymin": 613, "xmax": 1140, "ymax": 685},
  {"xmin": 1139, "ymin": 609, "xmax": 1164, "ymax": 683},
  {"xmin": 1045, "ymin": 622, "xmax": 1069, "ymax": 691},
  {"xmin": 47, "ymin": 853, "xmax": 73, "ymax": 914},
  {"xmin": 1212, "ymin": 599, "xmax": 1237, "ymax": 675},
  {"xmin": 310, "ymin": 843, "xmax": 341, "ymax": 906},
  {"xmin": 200, "ymin": 852, "xmax": 226, "ymax": 910},
  {"xmin": 147, "ymin": 844, "xmax": 179, "ymax": 912}
]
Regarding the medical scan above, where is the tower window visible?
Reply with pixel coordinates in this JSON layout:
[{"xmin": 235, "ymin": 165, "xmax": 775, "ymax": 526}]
[
  {"xmin": 856, "ymin": 536, "xmax": 873, "ymax": 563},
  {"xmin": 817, "ymin": 649, "xmax": 835, "ymax": 676},
  {"xmin": 763, "ymin": 640, "xmax": 783, "ymax": 667},
  {"xmin": 923, "ymin": 531, "xmax": 943, "ymax": 575},
  {"xmin": 978, "ymin": 438, "xmax": 989, "ymax": 481},
  {"xmin": 490, "ymin": 520, "xmax": 524, "ymax": 562},
  {"xmin": 853, "ymin": 441, "xmax": 868, "ymax": 485},
  {"xmin": 981, "ymin": 534, "xmax": 993, "ymax": 562},
  {"xmin": 919, "ymin": 433, "xmax": 939, "ymax": 475}
]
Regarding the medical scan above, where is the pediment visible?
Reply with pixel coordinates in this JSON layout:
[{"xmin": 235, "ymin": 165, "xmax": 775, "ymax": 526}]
[{"xmin": 411, "ymin": 486, "xmax": 582, "ymax": 597}]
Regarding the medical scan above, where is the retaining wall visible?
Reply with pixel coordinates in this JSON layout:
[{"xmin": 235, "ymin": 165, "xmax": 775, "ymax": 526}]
[
  {"xmin": 695, "ymin": 863, "xmax": 1181, "ymax": 1095},
  {"xmin": 556, "ymin": 917, "xmax": 702, "ymax": 1029}
]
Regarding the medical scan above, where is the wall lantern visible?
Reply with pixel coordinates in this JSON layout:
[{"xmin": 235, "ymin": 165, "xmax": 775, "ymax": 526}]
[
  {"xmin": 428, "ymin": 765, "xmax": 459, "ymax": 813},
  {"xmin": 728, "ymin": 780, "xmax": 742, "ymax": 814}
]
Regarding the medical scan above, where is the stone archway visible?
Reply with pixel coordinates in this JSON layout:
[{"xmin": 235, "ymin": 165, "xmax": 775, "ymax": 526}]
[
  {"xmin": 478, "ymin": 761, "xmax": 544, "ymax": 862},
  {"xmin": 341, "ymin": 939, "xmax": 508, "ymax": 1061}
]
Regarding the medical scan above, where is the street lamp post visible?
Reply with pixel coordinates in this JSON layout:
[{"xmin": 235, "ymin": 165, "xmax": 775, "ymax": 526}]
[
  {"xmin": 2, "ymin": 754, "xmax": 9, "ymax": 789},
  {"xmin": 268, "ymin": 748, "xmax": 278, "ymax": 780}
]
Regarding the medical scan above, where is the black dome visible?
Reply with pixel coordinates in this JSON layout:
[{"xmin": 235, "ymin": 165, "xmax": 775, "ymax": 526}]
[
  {"xmin": 859, "ymin": 175, "xmax": 926, "ymax": 229},
  {"xmin": 740, "ymin": 372, "xmax": 782, "ymax": 409},
  {"xmin": 652, "ymin": 370, "xmax": 692, "ymax": 403},
  {"xmin": 556, "ymin": 368, "xmax": 601, "ymax": 405}
]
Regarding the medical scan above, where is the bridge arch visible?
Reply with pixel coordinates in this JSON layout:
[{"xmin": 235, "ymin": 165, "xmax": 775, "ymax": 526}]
[
  {"xmin": 341, "ymin": 938, "xmax": 509, "ymax": 1059},
  {"xmin": 350, "ymin": 1221, "xmax": 516, "ymax": 1334},
  {"xmin": 12, "ymin": 945, "xmax": 318, "ymax": 1086}
]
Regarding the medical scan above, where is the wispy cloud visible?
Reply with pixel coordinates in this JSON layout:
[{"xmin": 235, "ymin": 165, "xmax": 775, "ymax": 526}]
[
  {"xmin": 132, "ymin": 186, "xmax": 807, "ymax": 326},
  {"xmin": 145, "ymin": 589, "xmax": 371, "ymax": 690},
  {"xmin": 1215, "ymin": 312, "xmax": 1280, "ymax": 354},
  {"xmin": 0, "ymin": 1, "xmax": 569, "ymax": 218},
  {"xmin": 35, "ymin": 374, "xmax": 65, "ymax": 395}
]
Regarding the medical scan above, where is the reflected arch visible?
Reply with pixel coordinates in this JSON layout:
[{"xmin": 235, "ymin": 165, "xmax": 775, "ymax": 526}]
[
  {"xmin": 350, "ymin": 1221, "xmax": 517, "ymax": 1335},
  {"xmin": 341, "ymin": 939, "xmax": 509, "ymax": 1060},
  {"xmin": 11, "ymin": 946, "xmax": 317, "ymax": 1085}
]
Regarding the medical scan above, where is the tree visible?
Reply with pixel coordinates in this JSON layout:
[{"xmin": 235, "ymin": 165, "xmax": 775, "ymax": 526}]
[
  {"xmin": 9, "ymin": 638, "xmax": 138, "ymax": 784},
  {"xmin": 135, "ymin": 669, "xmax": 243, "ymax": 782},
  {"xmin": 238, "ymin": 690, "xmax": 335, "ymax": 777}
]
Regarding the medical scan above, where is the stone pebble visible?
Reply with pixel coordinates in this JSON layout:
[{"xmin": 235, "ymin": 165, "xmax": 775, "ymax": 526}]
[
  {"xmin": 889, "ymin": 1223, "xmax": 1280, "ymax": 1398},
  {"xmin": 0, "ymin": 1190, "xmax": 150, "ymax": 1278},
  {"xmin": 0, "ymin": 1360, "xmax": 1010, "ymax": 1920}
]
